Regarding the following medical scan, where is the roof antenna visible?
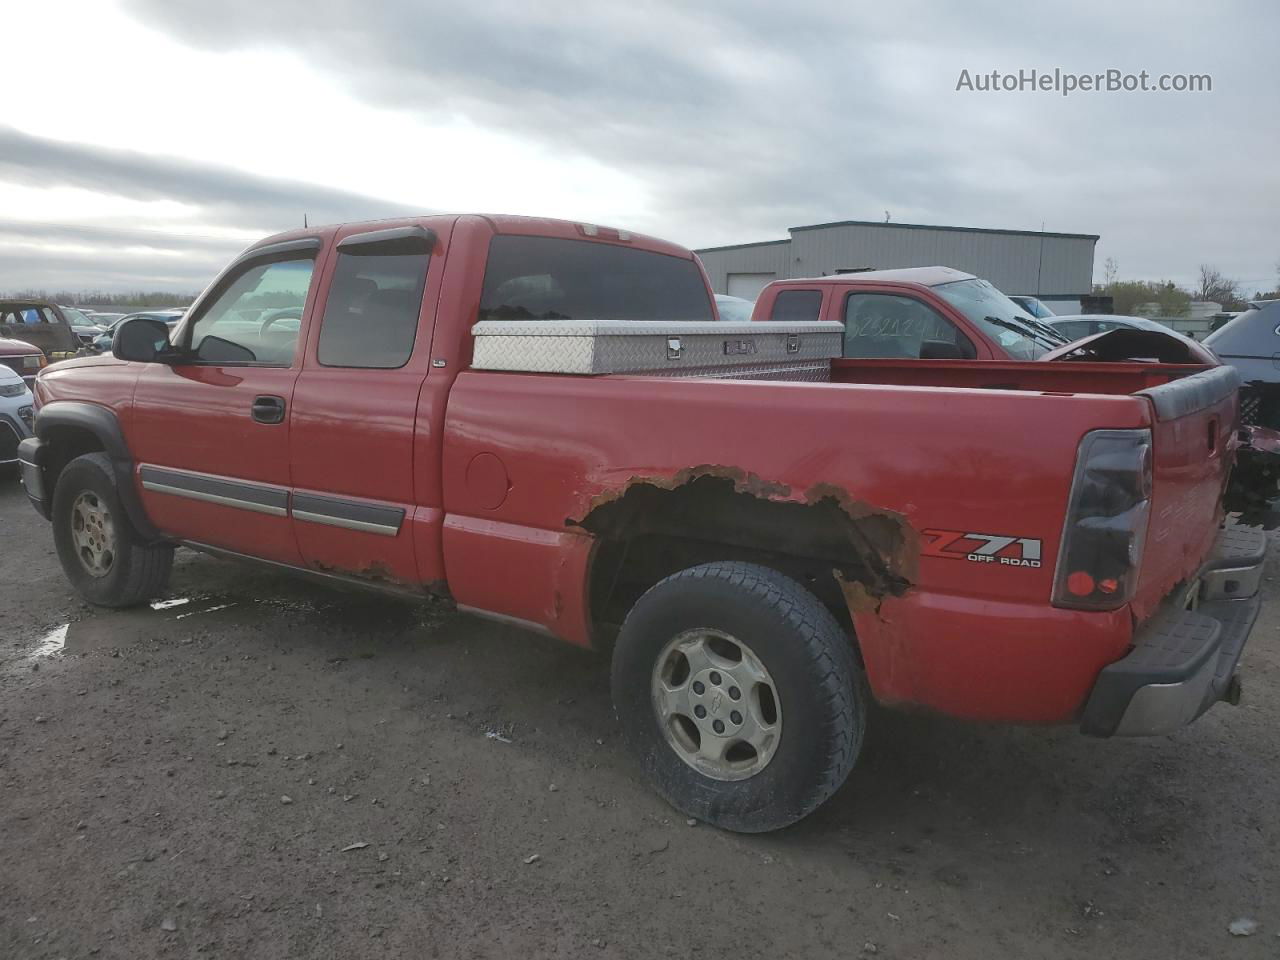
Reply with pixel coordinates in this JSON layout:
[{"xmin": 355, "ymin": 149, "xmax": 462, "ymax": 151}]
[
  {"xmin": 884, "ymin": 210, "xmax": 891, "ymax": 222},
  {"xmin": 304, "ymin": 213, "xmax": 309, "ymax": 228}
]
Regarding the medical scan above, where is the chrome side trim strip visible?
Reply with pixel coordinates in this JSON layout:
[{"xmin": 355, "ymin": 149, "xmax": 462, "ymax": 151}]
[
  {"xmin": 139, "ymin": 464, "xmax": 406, "ymax": 532},
  {"xmin": 139, "ymin": 464, "xmax": 290, "ymax": 517},
  {"xmin": 290, "ymin": 491, "xmax": 405, "ymax": 536},
  {"xmin": 292, "ymin": 508, "xmax": 399, "ymax": 536},
  {"xmin": 141, "ymin": 480, "xmax": 289, "ymax": 517}
]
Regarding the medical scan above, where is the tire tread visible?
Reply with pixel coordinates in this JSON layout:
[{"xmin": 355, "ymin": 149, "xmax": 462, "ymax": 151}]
[
  {"xmin": 619, "ymin": 560, "xmax": 865, "ymax": 830},
  {"xmin": 53, "ymin": 452, "xmax": 173, "ymax": 607}
]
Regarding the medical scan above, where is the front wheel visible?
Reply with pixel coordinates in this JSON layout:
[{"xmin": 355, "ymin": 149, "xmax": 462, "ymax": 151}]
[
  {"xmin": 611, "ymin": 561, "xmax": 866, "ymax": 833},
  {"xmin": 52, "ymin": 452, "xmax": 173, "ymax": 607}
]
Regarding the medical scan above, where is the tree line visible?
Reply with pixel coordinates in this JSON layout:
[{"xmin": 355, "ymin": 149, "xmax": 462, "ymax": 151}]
[
  {"xmin": 1, "ymin": 290, "xmax": 198, "ymax": 308},
  {"xmin": 1095, "ymin": 259, "xmax": 1280, "ymax": 316}
]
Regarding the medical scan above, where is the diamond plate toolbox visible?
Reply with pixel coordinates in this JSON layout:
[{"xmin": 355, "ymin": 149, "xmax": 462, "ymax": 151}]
[{"xmin": 471, "ymin": 320, "xmax": 844, "ymax": 377}]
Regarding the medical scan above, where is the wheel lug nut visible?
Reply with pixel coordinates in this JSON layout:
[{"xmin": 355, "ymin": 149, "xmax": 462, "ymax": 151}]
[
  {"xmin": 709, "ymin": 671, "xmax": 722, "ymax": 685},
  {"xmin": 694, "ymin": 705, "xmax": 707, "ymax": 719},
  {"xmin": 729, "ymin": 686, "xmax": 741, "ymax": 700},
  {"xmin": 712, "ymin": 719, "xmax": 725, "ymax": 734},
  {"xmin": 730, "ymin": 711, "xmax": 742, "ymax": 724},
  {"xmin": 692, "ymin": 681, "xmax": 705, "ymax": 695}
]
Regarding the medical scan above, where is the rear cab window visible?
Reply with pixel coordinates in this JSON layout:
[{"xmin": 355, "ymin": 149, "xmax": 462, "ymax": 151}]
[
  {"xmin": 479, "ymin": 236, "xmax": 713, "ymax": 323},
  {"xmin": 770, "ymin": 290, "xmax": 823, "ymax": 323}
]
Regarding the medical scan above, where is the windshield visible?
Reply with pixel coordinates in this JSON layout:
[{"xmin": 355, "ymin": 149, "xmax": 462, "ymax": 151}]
[
  {"xmin": 934, "ymin": 279, "xmax": 1062, "ymax": 359},
  {"xmin": 61, "ymin": 308, "xmax": 94, "ymax": 326}
]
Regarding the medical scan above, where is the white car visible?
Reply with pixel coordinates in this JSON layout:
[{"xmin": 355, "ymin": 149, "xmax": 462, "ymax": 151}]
[
  {"xmin": 714, "ymin": 294, "xmax": 754, "ymax": 322},
  {"xmin": 0, "ymin": 363, "xmax": 35, "ymax": 477},
  {"xmin": 1045, "ymin": 314, "xmax": 1180, "ymax": 341}
]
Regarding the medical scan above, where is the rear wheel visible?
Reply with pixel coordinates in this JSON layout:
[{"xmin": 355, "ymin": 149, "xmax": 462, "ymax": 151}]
[
  {"xmin": 52, "ymin": 452, "xmax": 173, "ymax": 607},
  {"xmin": 612, "ymin": 561, "xmax": 866, "ymax": 833}
]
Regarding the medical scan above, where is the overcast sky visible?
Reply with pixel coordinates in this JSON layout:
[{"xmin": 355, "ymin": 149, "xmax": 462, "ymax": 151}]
[{"xmin": 2, "ymin": 0, "xmax": 1276, "ymax": 295}]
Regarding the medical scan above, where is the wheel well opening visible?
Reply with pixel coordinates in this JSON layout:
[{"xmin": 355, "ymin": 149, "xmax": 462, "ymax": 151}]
[
  {"xmin": 574, "ymin": 471, "xmax": 916, "ymax": 641},
  {"xmin": 43, "ymin": 426, "xmax": 107, "ymax": 493}
]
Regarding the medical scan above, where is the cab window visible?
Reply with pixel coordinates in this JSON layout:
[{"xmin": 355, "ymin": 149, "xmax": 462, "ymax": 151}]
[
  {"xmin": 1054, "ymin": 320, "xmax": 1094, "ymax": 340},
  {"xmin": 770, "ymin": 290, "xmax": 823, "ymax": 323},
  {"xmin": 842, "ymin": 293, "xmax": 975, "ymax": 359},
  {"xmin": 317, "ymin": 234, "xmax": 431, "ymax": 369},
  {"xmin": 188, "ymin": 258, "xmax": 315, "ymax": 365},
  {"xmin": 479, "ymin": 236, "xmax": 713, "ymax": 323}
]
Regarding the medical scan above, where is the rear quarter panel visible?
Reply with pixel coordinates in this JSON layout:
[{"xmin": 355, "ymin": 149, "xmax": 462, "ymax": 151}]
[{"xmin": 442, "ymin": 372, "xmax": 1154, "ymax": 722}]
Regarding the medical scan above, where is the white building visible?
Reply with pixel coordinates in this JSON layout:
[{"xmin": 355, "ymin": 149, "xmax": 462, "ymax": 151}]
[{"xmin": 696, "ymin": 219, "xmax": 1098, "ymax": 311}]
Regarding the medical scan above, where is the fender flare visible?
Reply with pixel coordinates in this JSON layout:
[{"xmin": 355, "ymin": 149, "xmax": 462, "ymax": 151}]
[{"xmin": 34, "ymin": 401, "xmax": 163, "ymax": 541}]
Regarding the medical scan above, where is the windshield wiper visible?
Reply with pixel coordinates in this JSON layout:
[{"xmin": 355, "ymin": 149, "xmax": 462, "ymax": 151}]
[
  {"xmin": 1015, "ymin": 313, "xmax": 1071, "ymax": 344},
  {"xmin": 983, "ymin": 315, "xmax": 1061, "ymax": 349}
]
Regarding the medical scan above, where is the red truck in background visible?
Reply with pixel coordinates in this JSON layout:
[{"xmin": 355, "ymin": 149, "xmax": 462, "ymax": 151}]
[
  {"xmin": 17, "ymin": 215, "xmax": 1264, "ymax": 832},
  {"xmin": 749, "ymin": 266, "xmax": 1217, "ymax": 365}
]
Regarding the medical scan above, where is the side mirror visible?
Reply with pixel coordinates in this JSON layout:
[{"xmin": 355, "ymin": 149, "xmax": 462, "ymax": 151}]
[{"xmin": 112, "ymin": 317, "xmax": 174, "ymax": 363}]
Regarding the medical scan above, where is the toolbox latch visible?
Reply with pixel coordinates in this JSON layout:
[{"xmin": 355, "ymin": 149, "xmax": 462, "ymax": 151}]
[
  {"xmin": 786, "ymin": 333, "xmax": 801, "ymax": 354},
  {"xmin": 666, "ymin": 337, "xmax": 682, "ymax": 360}
]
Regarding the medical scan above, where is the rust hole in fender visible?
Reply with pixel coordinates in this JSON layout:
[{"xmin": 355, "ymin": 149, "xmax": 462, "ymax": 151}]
[{"xmin": 570, "ymin": 465, "xmax": 916, "ymax": 623}]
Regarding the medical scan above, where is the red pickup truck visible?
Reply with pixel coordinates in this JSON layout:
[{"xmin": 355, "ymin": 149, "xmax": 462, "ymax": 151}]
[
  {"xmin": 749, "ymin": 266, "xmax": 1216, "ymax": 365},
  {"xmin": 18, "ymin": 215, "xmax": 1263, "ymax": 832}
]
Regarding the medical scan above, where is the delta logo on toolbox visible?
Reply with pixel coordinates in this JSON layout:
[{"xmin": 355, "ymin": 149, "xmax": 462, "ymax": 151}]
[{"xmin": 922, "ymin": 529, "xmax": 1043, "ymax": 568}]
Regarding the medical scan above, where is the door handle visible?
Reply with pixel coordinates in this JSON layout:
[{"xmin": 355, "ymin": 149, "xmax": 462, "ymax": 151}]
[{"xmin": 251, "ymin": 395, "xmax": 286, "ymax": 424}]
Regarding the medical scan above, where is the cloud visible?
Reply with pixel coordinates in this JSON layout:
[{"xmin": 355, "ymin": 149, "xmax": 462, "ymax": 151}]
[
  {"xmin": 0, "ymin": 126, "xmax": 430, "ymax": 291},
  {"xmin": 116, "ymin": 0, "xmax": 1279, "ymax": 288},
  {"xmin": 4, "ymin": 0, "xmax": 1277, "ymax": 291},
  {"xmin": 0, "ymin": 126, "xmax": 419, "ymax": 231}
]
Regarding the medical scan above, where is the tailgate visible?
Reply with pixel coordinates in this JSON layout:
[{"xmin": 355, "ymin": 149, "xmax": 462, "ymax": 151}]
[{"xmin": 1131, "ymin": 366, "xmax": 1242, "ymax": 621}]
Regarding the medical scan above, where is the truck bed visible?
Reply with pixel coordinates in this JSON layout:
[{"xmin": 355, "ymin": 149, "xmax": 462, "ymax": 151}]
[{"xmin": 442, "ymin": 359, "xmax": 1238, "ymax": 723}]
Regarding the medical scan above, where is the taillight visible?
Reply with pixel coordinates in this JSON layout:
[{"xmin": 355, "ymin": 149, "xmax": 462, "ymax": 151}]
[{"xmin": 1052, "ymin": 429, "xmax": 1153, "ymax": 610}]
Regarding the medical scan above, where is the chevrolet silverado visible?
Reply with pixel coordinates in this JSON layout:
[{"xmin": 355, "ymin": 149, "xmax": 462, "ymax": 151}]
[{"xmin": 18, "ymin": 215, "xmax": 1263, "ymax": 832}]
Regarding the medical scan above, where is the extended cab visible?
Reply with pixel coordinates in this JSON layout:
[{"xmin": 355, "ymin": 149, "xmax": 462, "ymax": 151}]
[{"xmin": 18, "ymin": 216, "xmax": 1263, "ymax": 832}]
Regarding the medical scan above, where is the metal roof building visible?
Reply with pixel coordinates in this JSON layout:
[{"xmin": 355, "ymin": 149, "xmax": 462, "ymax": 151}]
[{"xmin": 695, "ymin": 219, "xmax": 1099, "ymax": 307}]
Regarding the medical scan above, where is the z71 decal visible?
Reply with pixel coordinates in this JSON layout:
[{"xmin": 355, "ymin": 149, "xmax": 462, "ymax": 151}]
[{"xmin": 921, "ymin": 529, "xmax": 1043, "ymax": 568}]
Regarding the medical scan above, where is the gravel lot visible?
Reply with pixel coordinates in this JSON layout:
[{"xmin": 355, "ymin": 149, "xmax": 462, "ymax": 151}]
[{"xmin": 3, "ymin": 474, "xmax": 1279, "ymax": 959}]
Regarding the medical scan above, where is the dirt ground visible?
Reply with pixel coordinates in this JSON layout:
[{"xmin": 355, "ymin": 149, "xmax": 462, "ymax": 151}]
[{"xmin": 2, "ymin": 475, "xmax": 1279, "ymax": 960}]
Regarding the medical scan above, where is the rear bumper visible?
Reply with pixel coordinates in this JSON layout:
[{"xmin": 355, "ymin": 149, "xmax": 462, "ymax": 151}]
[{"xmin": 1080, "ymin": 526, "xmax": 1267, "ymax": 737}]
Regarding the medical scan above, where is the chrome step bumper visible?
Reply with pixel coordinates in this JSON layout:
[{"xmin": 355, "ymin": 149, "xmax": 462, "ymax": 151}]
[{"xmin": 1080, "ymin": 526, "xmax": 1267, "ymax": 738}]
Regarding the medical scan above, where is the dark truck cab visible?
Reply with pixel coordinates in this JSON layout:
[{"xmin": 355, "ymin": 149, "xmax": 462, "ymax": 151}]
[{"xmin": 0, "ymin": 300, "xmax": 84, "ymax": 378}]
